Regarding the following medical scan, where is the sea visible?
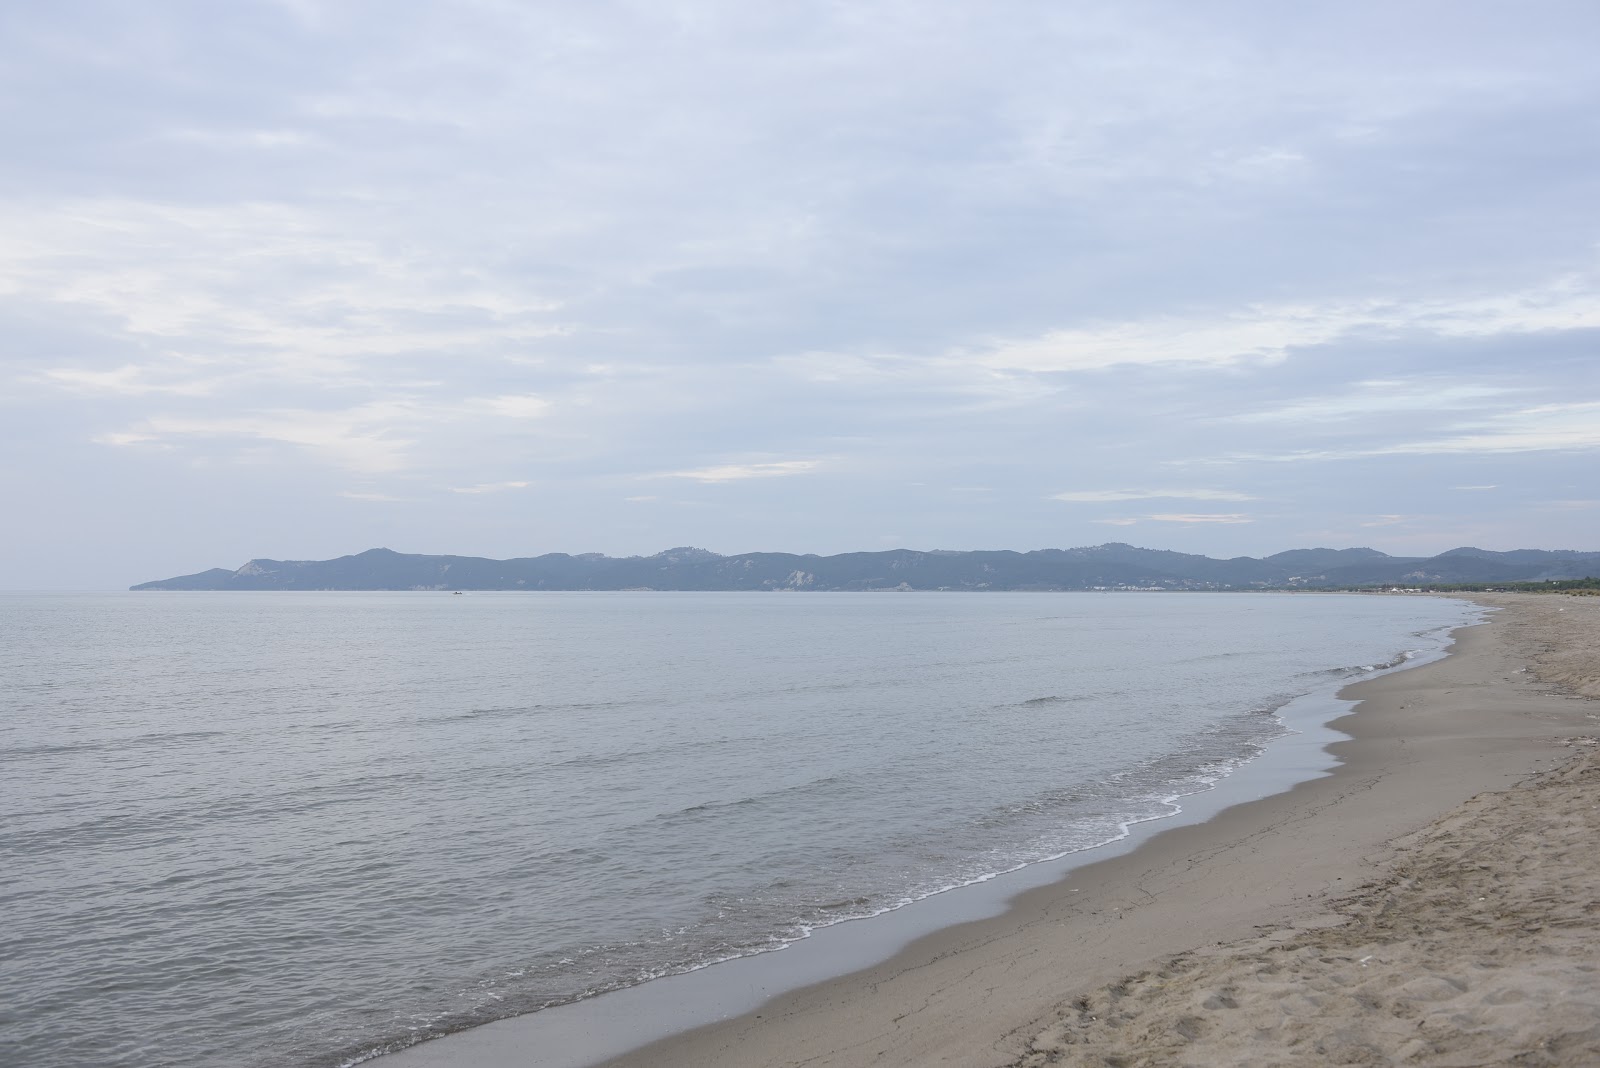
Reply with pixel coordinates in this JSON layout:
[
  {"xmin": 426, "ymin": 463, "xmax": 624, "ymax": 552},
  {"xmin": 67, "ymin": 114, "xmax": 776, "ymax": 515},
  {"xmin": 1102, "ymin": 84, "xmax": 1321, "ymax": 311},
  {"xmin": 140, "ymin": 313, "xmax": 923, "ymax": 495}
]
[{"xmin": 0, "ymin": 590, "xmax": 1478, "ymax": 1068}]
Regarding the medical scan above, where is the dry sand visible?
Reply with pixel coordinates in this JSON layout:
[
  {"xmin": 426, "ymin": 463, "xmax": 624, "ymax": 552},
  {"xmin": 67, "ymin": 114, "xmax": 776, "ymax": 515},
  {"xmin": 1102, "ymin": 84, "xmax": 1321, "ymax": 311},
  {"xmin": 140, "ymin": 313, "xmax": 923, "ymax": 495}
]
[
  {"xmin": 389, "ymin": 594, "xmax": 1600, "ymax": 1068},
  {"xmin": 1014, "ymin": 743, "xmax": 1600, "ymax": 1067},
  {"xmin": 1010, "ymin": 594, "xmax": 1600, "ymax": 1068}
]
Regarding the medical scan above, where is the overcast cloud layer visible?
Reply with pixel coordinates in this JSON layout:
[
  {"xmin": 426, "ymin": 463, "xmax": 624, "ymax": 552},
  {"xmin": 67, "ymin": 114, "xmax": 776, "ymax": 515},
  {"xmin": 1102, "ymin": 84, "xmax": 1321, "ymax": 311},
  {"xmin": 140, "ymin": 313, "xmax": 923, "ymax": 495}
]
[{"xmin": 3, "ymin": 1, "xmax": 1598, "ymax": 588}]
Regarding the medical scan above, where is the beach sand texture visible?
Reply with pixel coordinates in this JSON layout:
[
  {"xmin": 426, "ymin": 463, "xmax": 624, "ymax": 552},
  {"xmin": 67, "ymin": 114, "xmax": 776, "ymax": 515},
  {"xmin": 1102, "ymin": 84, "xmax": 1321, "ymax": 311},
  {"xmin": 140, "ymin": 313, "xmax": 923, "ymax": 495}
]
[
  {"xmin": 1014, "ymin": 595, "xmax": 1600, "ymax": 1067},
  {"xmin": 587, "ymin": 595, "xmax": 1600, "ymax": 1068},
  {"xmin": 1020, "ymin": 593, "xmax": 1600, "ymax": 1067},
  {"xmin": 1016, "ymin": 741, "xmax": 1600, "ymax": 1067}
]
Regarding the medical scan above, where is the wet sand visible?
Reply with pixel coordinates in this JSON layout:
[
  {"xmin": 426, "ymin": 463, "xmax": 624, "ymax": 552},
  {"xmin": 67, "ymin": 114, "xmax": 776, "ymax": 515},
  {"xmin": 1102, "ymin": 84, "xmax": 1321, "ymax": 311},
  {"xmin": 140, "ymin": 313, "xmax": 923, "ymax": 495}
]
[{"xmin": 387, "ymin": 594, "xmax": 1600, "ymax": 1067}]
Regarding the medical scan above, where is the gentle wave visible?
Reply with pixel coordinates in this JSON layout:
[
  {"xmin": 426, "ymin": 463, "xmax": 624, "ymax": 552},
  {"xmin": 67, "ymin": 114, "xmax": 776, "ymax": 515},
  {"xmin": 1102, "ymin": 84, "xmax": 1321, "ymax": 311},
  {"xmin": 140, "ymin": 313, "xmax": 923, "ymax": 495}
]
[
  {"xmin": 0, "ymin": 728, "xmax": 230, "ymax": 763},
  {"xmin": 1309, "ymin": 648, "xmax": 1418, "ymax": 677},
  {"xmin": 339, "ymin": 634, "xmax": 1462, "ymax": 1066},
  {"xmin": 333, "ymin": 703, "xmax": 1300, "ymax": 1065},
  {"xmin": 0, "ymin": 591, "xmax": 1480, "ymax": 1068}
]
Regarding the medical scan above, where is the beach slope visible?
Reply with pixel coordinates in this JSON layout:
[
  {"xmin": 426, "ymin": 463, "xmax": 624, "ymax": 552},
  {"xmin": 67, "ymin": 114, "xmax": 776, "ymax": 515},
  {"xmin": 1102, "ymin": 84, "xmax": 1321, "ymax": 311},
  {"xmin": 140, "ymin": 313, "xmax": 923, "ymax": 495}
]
[
  {"xmin": 1016, "ymin": 741, "xmax": 1600, "ymax": 1065},
  {"xmin": 592, "ymin": 595, "xmax": 1600, "ymax": 1068}
]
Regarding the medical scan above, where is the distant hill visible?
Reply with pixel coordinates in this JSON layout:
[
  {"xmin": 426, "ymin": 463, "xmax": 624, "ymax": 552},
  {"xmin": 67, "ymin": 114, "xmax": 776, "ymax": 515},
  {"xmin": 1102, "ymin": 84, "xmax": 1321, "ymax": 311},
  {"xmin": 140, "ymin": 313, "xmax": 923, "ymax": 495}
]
[{"xmin": 130, "ymin": 544, "xmax": 1600, "ymax": 592}]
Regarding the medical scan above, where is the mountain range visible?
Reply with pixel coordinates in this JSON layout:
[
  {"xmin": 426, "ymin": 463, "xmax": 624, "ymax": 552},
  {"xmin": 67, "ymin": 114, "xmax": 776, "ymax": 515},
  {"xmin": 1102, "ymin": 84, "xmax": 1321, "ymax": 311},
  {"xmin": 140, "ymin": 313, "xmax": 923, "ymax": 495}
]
[{"xmin": 130, "ymin": 544, "xmax": 1600, "ymax": 592}]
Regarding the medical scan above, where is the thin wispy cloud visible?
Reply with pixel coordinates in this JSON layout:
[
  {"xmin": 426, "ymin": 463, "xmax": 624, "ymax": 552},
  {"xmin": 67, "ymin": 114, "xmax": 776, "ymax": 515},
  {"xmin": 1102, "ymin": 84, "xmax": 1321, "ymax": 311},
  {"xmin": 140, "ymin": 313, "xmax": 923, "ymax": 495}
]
[
  {"xmin": 1091, "ymin": 513, "xmax": 1256, "ymax": 526},
  {"xmin": 1226, "ymin": 401, "xmax": 1600, "ymax": 465},
  {"xmin": 666, "ymin": 461, "xmax": 823, "ymax": 483},
  {"xmin": 451, "ymin": 481, "xmax": 530, "ymax": 495},
  {"xmin": 1230, "ymin": 381, "xmax": 1522, "ymax": 424},
  {"xmin": 1377, "ymin": 402, "xmax": 1600, "ymax": 456},
  {"xmin": 1147, "ymin": 513, "xmax": 1255, "ymax": 525},
  {"xmin": 480, "ymin": 395, "xmax": 549, "ymax": 419},
  {"xmin": 974, "ymin": 275, "xmax": 1600, "ymax": 375},
  {"xmin": 1052, "ymin": 489, "xmax": 1257, "ymax": 503},
  {"xmin": 93, "ymin": 402, "xmax": 426, "ymax": 473},
  {"xmin": 340, "ymin": 490, "xmax": 407, "ymax": 502},
  {"xmin": 40, "ymin": 365, "xmax": 227, "ymax": 397},
  {"xmin": 2, "ymin": 199, "xmax": 570, "ymax": 397}
]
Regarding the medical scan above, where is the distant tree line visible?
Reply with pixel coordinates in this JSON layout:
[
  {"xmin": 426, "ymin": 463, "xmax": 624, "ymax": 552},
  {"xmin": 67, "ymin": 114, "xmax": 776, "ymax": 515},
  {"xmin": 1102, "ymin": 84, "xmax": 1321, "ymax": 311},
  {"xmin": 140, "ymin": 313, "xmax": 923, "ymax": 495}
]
[{"xmin": 1329, "ymin": 576, "xmax": 1600, "ymax": 594}]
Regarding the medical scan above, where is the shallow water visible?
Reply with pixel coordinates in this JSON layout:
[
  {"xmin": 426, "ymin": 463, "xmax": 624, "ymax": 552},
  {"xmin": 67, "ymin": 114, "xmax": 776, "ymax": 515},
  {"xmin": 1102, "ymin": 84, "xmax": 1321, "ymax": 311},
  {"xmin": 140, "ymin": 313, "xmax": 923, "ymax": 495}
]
[{"xmin": 0, "ymin": 591, "xmax": 1474, "ymax": 1067}]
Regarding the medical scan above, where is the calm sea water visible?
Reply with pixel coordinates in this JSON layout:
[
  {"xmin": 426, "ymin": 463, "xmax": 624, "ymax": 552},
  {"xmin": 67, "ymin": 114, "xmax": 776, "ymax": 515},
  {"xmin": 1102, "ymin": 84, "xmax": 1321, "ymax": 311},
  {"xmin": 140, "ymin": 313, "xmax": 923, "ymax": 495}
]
[{"xmin": 0, "ymin": 591, "xmax": 1475, "ymax": 1067}]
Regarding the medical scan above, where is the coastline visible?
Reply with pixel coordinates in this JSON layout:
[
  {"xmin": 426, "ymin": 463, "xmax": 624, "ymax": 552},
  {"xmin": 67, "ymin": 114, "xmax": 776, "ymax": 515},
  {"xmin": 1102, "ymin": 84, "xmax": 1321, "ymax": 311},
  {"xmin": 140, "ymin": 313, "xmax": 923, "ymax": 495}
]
[{"xmin": 380, "ymin": 594, "xmax": 1599, "ymax": 1067}]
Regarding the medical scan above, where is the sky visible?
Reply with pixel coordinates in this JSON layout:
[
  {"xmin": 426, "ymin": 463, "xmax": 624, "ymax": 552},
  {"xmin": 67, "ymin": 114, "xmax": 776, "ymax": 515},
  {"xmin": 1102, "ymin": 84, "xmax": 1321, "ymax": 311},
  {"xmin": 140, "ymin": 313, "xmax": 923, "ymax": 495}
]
[{"xmin": 3, "ymin": 1, "xmax": 1598, "ymax": 588}]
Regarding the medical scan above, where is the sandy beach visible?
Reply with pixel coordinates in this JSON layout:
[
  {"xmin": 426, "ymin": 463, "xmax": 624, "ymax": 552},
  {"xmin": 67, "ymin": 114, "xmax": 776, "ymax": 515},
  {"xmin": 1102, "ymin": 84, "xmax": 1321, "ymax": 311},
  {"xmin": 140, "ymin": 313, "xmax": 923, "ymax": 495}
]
[{"xmin": 388, "ymin": 594, "xmax": 1600, "ymax": 1067}]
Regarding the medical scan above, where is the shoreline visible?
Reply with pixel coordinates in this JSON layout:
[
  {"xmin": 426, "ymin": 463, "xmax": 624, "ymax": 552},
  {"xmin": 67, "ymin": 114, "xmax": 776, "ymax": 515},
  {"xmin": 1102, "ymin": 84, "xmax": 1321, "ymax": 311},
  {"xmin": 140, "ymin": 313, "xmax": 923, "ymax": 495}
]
[{"xmin": 380, "ymin": 594, "xmax": 1598, "ymax": 1067}]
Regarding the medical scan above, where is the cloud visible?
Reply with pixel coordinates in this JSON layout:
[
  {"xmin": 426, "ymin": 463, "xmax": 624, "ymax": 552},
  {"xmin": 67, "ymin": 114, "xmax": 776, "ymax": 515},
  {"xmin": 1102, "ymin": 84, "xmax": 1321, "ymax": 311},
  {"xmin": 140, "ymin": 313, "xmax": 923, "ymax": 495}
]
[
  {"xmin": 1094, "ymin": 512, "xmax": 1255, "ymax": 525},
  {"xmin": 974, "ymin": 305, "xmax": 1345, "ymax": 374},
  {"xmin": 1231, "ymin": 381, "xmax": 1522, "ymax": 424},
  {"xmin": 339, "ymin": 490, "xmax": 406, "ymax": 502},
  {"xmin": 666, "ymin": 460, "xmax": 822, "ymax": 482},
  {"xmin": 1454, "ymin": 484, "xmax": 1499, "ymax": 491},
  {"xmin": 1235, "ymin": 401, "xmax": 1600, "ymax": 463},
  {"xmin": 84, "ymin": 387, "xmax": 560, "ymax": 479},
  {"xmin": 1, "ymin": 199, "xmax": 569, "ymax": 391},
  {"xmin": 94, "ymin": 400, "xmax": 424, "ymax": 472},
  {"xmin": 94, "ymin": 431, "xmax": 170, "ymax": 449},
  {"xmin": 481, "ymin": 394, "xmax": 549, "ymax": 419},
  {"xmin": 40, "ymin": 364, "xmax": 225, "ymax": 397},
  {"xmin": 1146, "ymin": 513, "xmax": 1254, "ymax": 524},
  {"xmin": 451, "ymin": 481, "xmax": 529, "ymax": 494},
  {"xmin": 1376, "ymin": 401, "xmax": 1600, "ymax": 456},
  {"xmin": 163, "ymin": 127, "xmax": 313, "ymax": 150},
  {"xmin": 972, "ymin": 276, "xmax": 1600, "ymax": 374},
  {"xmin": 1052, "ymin": 488, "xmax": 1257, "ymax": 502}
]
